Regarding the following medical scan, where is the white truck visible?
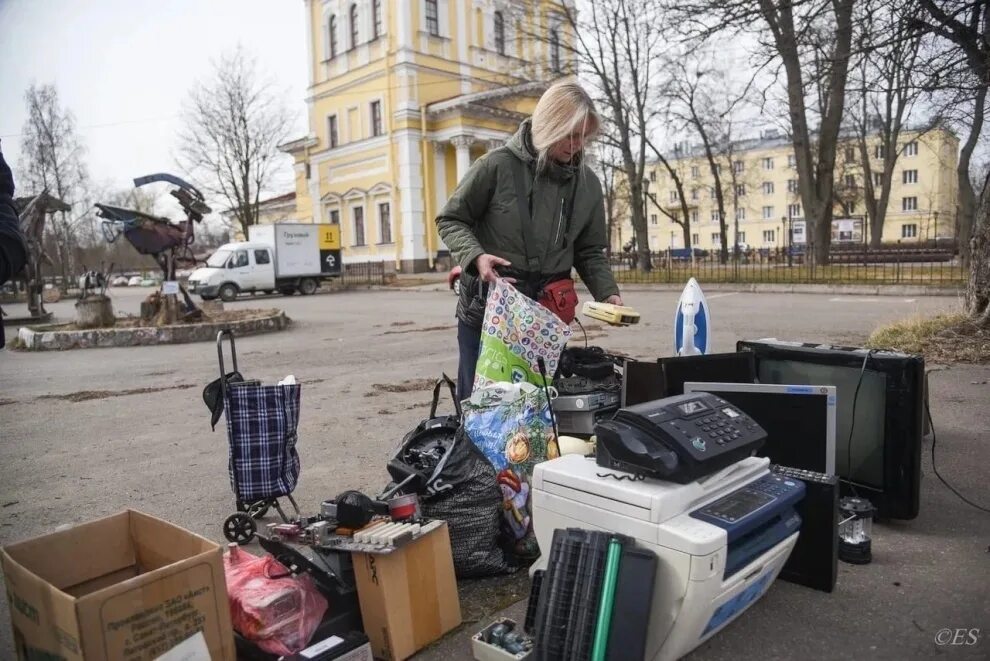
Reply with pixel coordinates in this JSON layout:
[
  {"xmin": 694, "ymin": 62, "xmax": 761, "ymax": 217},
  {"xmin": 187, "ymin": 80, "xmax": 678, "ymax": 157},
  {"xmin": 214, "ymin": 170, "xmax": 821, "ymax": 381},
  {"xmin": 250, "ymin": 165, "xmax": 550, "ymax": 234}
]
[{"xmin": 187, "ymin": 223, "xmax": 342, "ymax": 301}]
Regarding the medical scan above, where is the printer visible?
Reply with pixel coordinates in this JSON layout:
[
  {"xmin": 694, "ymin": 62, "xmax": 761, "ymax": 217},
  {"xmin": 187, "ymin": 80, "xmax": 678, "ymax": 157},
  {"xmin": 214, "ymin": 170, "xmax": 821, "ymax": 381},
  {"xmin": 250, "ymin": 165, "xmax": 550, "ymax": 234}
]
[{"xmin": 531, "ymin": 392, "xmax": 805, "ymax": 661}]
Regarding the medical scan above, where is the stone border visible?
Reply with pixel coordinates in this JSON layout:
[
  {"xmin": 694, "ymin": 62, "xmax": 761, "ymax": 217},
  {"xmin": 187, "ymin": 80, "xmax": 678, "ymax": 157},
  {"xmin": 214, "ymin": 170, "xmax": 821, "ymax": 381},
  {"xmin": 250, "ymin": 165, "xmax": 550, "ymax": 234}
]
[{"xmin": 16, "ymin": 310, "xmax": 290, "ymax": 351}]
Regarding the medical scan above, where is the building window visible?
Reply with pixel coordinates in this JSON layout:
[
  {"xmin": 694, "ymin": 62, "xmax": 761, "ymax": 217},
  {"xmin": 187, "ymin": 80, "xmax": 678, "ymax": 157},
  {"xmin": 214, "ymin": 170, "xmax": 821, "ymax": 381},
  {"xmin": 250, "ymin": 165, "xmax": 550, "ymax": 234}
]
[
  {"xmin": 494, "ymin": 11, "xmax": 505, "ymax": 55},
  {"xmin": 425, "ymin": 0, "xmax": 439, "ymax": 36},
  {"xmin": 711, "ymin": 210, "xmax": 721, "ymax": 223},
  {"xmin": 329, "ymin": 209, "xmax": 340, "ymax": 224},
  {"xmin": 763, "ymin": 229, "xmax": 776, "ymax": 243},
  {"xmin": 736, "ymin": 208, "xmax": 746, "ymax": 221},
  {"xmin": 370, "ymin": 101, "xmax": 383, "ymax": 137},
  {"xmin": 669, "ymin": 190, "xmax": 678, "ymax": 203},
  {"xmin": 762, "ymin": 205, "xmax": 774, "ymax": 220},
  {"xmin": 762, "ymin": 157, "xmax": 774, "ymax": 170},
  {"xmin": 788, "ymin": 203, "xmax": 801, "ymax": 218},
  {"xmin": 762, "ymin": 181, "xmax": 774, "ymax": 195},
  {"xmin": 305, "ymin": 163, "xmax": 311, "ymax": 180},
  {"xmin": 732, "ymin": 160, "xmax": 744, "ymax": 173},
  {"xmin": 845, "ymin": 147, "xmax": 855, "ymax": 163},
  {"xmin": 902, "ymin": 196, "xmax": 918, "ymax": 211},
  {"xmin": 373, "ymin": 0, "xmax": 382, "ymax": 39},
  {"xmin": 845, "ymin": 174, "xmax": 856, "ymax": 187},
  {"xmin": 905, "ymin": 141, "xmax": 918, "ymax": 156},
  {"xmin": 254, "ymin": 249, "xmax": 271, "ymax": 265},
  {"xmin": 787, "ymin": 179, "xmax": 798, "ymax": 193},
  {"xmin": 691, "ymin": 165, "xmax": 700, "ymax": 178},
  {"xmin": 329, "ymin": 16, "xmax": 338, "ymax": 58},
  {"xmin": 353, "ymin": 206, "xmax": 365, "ymax": 245},
  {"xmin": 875, "ymin": 144, "xmax": 887, "ymax": 160},
  {"xmin": 873, "ymin": 172, "xmax": 883, "ymax": 187},
  {"xmin": 550, "ymin": 29, "xmax": 561, "ymax": 72},
  {"xmin": 349, "ymin": 4, "xmax": 359, "ymax": 49},
  {"xmin": 691, "ymin": 188, "xmax": 699, "ymax": 201},
  {"xmin": 649, "ymin": 214, "xmax": 657, "ymax": 225},
  {"xmin": 649, "ymin": 170, "xmax": 657, "ymax": 182},
  {"xmin": 709, "ymin": 186, "xmax": 717, "ymax": 199},
  {"xmin": 787, "ymin": 154, "xmax": 796, "ymax": 167},
  {"xmin": 903, "ymin": 169, "xmax": 918, "ymax": 184},
  {"xmin": 692, "ymin": 233, "xmax": 699, "ymax": 246},
  {"xmin": 901, "ymin": 223, "xmax": 918, "ymax": 238},
  {"xmin": 736, "ymin": 231, "xmax": 746, "ymax": 243},
  {"xmin": 328, "ymin": 115, "xmax": 338, "ymax": 148},
  {"xmin": 690, "ymin": 210, "xmax": 699, "ymax": 224},
  {"xmin": 848, "ymin": 202, "xmax": 857, "ymax": 213},
  {"xmin": 711, "ymin": 232, "xmax": 721, "ymax": 244},
  {"xmin": 378, "ymin": 202, "xmax": 392, "ymax": 243},
  {"xmin": 735, "ymin": 184, "xmax": 746, "ymax": 197}
]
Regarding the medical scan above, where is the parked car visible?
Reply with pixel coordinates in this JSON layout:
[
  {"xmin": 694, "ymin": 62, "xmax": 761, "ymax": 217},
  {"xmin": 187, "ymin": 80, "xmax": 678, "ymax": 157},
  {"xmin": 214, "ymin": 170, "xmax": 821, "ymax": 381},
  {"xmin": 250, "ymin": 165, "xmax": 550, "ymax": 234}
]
[
  {"xmin": 127, "ymin": 276, "xmax": 143, "ymax": 287},
  {"xmin": 110, "ymin": 276, "xmax": 130, "ymax": 287},
  {"xmin": 670, "ymin": 248, "xmax": 710, "ymax": 261}
]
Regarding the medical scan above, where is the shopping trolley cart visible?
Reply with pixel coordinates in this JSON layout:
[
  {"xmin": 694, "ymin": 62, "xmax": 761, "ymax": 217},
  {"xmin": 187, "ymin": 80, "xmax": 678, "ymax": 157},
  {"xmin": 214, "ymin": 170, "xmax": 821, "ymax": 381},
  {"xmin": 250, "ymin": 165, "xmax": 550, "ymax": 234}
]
[{"xmin": 213, "ymin": 329, "xmax": 302, "ymax": 544}]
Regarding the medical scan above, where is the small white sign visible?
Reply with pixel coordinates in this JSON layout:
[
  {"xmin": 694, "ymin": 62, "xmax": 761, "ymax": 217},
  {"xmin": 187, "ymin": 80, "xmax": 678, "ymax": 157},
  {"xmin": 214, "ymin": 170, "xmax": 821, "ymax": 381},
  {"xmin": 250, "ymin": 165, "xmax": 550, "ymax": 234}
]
[
  {"xmin": 162, "ymin": 280, "xmax": 180, "ymax": 295},
  {"xmin": 154, "ymin": 632, "xmax": 211, "ymax": 661},
  {"xmin": 300, "ymin": 634, "xmax": 345, "ymax": 658}
]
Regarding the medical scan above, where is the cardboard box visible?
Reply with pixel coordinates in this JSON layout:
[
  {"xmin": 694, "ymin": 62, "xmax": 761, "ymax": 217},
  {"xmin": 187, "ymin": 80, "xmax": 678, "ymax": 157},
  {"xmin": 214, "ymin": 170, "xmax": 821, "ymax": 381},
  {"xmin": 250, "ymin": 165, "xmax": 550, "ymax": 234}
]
[
  {"xmin": 352, "ymin": 522, "xmax": 461, "ymax": 660},
  {"xmin": 1, "ymin": 510, "xmax": 235, "ymax": 660}
]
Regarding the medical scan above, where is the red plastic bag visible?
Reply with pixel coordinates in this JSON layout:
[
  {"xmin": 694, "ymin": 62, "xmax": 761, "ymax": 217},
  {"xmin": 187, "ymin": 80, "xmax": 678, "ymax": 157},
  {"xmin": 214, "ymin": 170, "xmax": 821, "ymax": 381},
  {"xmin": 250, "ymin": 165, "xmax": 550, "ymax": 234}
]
[{"xmin": 223, "ymin": 544, "xmax": 328, "ymax": 656}]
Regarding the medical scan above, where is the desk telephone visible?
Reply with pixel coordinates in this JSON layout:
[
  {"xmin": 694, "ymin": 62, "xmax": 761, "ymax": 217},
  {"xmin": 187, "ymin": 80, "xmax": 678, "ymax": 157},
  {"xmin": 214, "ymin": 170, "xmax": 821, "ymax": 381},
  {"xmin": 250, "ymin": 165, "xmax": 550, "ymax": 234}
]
[{"xmin": 595, "ymin": 392, "xmax": 768, "ymax": 483}]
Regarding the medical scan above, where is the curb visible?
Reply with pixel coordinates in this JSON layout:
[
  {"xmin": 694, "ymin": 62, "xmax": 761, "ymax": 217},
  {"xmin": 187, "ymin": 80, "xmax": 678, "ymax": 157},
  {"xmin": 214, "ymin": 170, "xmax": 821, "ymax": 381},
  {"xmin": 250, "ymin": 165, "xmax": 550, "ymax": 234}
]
[{"xmin": 16, "ymin": 311, "xmax": 291, "ymax": 351}]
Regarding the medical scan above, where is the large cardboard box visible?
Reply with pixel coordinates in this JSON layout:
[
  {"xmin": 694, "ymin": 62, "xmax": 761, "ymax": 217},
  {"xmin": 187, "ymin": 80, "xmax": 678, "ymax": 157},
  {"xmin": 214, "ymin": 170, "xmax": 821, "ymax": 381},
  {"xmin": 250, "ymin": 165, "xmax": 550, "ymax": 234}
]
[
  {"xmin": 352, "ymin": 522, "xmax": 461, "ymax": 660},
  {"xmin": 1, "ymin": 510, "xmax": 235, "ymax": 660}
]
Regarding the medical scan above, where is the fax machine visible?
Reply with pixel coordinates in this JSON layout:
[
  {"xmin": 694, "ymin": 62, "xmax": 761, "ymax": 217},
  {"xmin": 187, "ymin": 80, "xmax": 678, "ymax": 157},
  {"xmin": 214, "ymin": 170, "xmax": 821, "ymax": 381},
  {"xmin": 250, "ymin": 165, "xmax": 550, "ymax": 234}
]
[{"xmin": 531, "ymin": 393, "xmax": 805, "ymax": 661}]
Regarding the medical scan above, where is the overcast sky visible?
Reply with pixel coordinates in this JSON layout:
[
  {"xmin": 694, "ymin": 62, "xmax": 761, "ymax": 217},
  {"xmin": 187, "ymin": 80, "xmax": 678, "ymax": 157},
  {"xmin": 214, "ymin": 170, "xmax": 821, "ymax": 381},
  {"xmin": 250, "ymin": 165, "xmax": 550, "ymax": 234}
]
[{"xmin": 0, "ymin": 0, "xmax": 309, "ymax": 202}]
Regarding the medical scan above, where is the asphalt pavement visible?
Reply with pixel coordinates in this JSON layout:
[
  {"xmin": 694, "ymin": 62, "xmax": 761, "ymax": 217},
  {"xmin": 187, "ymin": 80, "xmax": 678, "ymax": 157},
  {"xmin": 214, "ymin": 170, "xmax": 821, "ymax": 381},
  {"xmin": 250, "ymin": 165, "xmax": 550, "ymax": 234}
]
[{"xmin": 1, "ymin": 285, "xmax": 987, "ymax": 660}]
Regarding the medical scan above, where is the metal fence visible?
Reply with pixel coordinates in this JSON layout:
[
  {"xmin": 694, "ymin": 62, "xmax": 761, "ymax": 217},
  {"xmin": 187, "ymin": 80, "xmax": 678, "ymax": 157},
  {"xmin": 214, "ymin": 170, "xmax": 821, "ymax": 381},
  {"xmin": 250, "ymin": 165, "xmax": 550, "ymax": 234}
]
[
  {"xmin": 340, "ymin": 260, "xmax": 387, "ymax": 286},
  {"xmin": 609, "ymin": 247, "xmax": 965, "ymax": 286}
]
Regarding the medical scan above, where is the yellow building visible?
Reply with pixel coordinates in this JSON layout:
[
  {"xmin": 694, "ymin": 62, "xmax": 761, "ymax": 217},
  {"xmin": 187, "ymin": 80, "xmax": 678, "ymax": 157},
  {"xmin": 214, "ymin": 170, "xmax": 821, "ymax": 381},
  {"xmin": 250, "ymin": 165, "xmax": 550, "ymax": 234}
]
[
  {"xmin": 280, "ymin": 0, "xmax": 574, "ymax": 272},
  {"xmin": 619, "ymin": 126, "xmax": 959, "ymax": 253}
]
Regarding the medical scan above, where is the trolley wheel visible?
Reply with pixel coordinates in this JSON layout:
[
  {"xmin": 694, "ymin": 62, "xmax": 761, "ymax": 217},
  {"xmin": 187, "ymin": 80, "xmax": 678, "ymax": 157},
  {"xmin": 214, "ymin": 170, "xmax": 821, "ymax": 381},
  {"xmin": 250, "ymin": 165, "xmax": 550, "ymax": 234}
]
[
  {"xmin": 237, "ymin": 499, "xmax": 271, "ymax": 519},
  {"xmin": 223, "ymin": 512, "xmax": 257, "ymax": 544}
]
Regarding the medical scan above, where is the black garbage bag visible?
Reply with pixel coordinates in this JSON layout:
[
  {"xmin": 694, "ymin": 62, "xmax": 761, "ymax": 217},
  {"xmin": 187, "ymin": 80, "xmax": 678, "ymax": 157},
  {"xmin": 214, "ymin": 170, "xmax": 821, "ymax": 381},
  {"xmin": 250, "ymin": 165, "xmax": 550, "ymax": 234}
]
[{"xmin": 417, "ymin": 427, "xmax": 515, "ymax": 578}]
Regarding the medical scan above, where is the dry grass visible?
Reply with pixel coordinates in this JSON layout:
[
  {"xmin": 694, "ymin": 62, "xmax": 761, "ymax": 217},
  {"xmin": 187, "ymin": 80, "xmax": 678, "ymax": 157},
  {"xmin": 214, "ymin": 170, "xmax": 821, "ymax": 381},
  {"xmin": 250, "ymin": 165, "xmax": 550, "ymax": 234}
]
[{"xmin": 867, "ymin": 313, "xmax": 990, "ymax": 364}]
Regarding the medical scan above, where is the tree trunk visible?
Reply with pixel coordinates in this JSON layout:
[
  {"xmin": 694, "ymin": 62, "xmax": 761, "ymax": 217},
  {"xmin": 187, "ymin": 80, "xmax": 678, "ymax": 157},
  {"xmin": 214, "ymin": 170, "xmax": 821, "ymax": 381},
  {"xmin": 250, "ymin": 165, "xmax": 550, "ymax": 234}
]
[
  {"xmin": 627, "ymin": 175, "xmax": 652, "ymax": 271},
  {"xmin": 958, "ymin": 84, "xmax": 987, "ymax": 266},
  {"xmin": 966, "ymin": 183, "xmax": 990, "ymax": 326}
]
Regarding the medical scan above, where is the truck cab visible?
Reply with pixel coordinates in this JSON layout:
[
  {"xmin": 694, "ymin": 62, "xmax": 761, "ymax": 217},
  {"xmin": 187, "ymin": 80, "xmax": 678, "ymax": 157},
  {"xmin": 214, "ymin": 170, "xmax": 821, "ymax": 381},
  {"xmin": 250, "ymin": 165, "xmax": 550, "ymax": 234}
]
[{"xmin": 188, "ymin": 242, "xmax": 280, "ymax": 301}]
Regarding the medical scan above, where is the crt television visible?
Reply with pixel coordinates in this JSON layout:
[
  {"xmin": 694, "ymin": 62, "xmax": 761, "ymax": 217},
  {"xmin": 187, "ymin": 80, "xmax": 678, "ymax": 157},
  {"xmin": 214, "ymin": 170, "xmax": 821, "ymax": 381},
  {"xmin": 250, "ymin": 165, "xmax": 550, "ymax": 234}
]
[
  {"xmin": 683, "ymin": 382, "xmax": 837, "ymax": 475},
  {"xmin": 737, "ymin": 339, "xmax": 925, "ymax": 520}
]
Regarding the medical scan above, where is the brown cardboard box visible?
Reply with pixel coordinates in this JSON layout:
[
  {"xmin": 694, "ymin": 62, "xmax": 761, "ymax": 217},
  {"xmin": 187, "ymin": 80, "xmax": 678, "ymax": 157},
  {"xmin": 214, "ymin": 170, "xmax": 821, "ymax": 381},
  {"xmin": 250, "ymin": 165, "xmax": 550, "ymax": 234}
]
[
  {"xmin": 352, "ymin": 522, "xmax": 461, "ymax": 660},
  {"xmin": 1, "ymin": 509, "xmax": 235, "ymax": 660}
]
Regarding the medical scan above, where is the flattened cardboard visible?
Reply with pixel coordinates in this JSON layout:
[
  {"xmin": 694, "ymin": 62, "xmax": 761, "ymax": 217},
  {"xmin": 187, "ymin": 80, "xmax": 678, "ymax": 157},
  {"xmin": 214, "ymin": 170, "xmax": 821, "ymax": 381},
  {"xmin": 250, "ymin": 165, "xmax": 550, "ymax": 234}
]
[
  {"xmin": 352, "ymin": 522, "xmax": 461, "ymax": 661},
  {"xmin": 2, "ymin": 509, "xmax": 235, "ymax": 661}
]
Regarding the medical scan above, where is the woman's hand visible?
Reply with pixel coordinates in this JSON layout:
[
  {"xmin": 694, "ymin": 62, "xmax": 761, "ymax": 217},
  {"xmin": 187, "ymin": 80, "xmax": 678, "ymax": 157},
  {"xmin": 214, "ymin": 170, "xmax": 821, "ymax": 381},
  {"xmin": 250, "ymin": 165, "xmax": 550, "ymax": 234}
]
[
  {"xmin": 605, "ymin": 294, "xmax": 624, "ymax": 306},
  {"xmin": 475, "ymin": 253, "xmax": 514, "ymax": 283}
]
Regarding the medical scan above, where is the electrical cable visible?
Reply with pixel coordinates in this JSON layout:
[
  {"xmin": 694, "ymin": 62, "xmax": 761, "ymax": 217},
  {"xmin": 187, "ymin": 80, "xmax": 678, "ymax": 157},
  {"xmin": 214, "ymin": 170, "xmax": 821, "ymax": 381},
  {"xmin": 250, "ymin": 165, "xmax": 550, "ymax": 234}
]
[
  {"xmin": 925, "ymin": 394, "xmax": 990, "ymax": 514},
  {"xmin": 574, "ymin": 316, "xmax": 589, "ymax": 348},
  {"xmin": 839, "ymin": 349, "xmax": 874, "ymax": 497}
]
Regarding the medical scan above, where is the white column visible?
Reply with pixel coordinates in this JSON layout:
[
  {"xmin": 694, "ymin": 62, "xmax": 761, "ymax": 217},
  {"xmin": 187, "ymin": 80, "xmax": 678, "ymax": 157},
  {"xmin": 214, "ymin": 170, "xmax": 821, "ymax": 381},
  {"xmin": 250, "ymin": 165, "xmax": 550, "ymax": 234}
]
[
  {"xmin": 433, "ymin": 142, "xmax": 449, "ymax": 250},
  {"xmin": 452, "ymin": 135, "xmax": 473, "ymax": 184},
  {"xmin": 394, "ymin": 129, "xmax": 427, "ymax": 265}
]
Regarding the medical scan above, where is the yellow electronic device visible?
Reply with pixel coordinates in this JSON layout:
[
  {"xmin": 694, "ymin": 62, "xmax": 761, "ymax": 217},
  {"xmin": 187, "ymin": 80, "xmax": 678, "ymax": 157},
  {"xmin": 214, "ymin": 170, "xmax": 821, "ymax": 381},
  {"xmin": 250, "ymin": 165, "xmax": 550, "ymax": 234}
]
[{"xmin": 581, "ymin": 301, "xmax": 641, "ymax": 326}]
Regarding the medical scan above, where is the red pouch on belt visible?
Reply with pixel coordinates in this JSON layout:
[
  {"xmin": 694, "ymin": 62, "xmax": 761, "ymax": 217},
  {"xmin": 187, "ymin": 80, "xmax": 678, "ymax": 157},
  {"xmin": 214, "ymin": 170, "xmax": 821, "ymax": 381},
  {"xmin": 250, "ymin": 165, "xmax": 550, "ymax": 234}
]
[{"xmin": 539, "ymin": 278, "xmax": 579, "ymax": 324}]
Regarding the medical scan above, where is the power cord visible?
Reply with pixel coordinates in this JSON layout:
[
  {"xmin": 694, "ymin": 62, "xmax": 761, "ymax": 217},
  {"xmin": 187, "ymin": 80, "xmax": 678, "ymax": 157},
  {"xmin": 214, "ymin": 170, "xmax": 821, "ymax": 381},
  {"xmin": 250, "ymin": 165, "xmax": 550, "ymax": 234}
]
[
  {"xmin": 840, "ymin": 350, "xmax": 875, "ymax": 497},
  {"xmin": 574, "ymin": 317, "xmax": 589, "ymax": 348},
  {"xmin": 925, "ymin": 394, "xmax": 990, "ymax": 513}
]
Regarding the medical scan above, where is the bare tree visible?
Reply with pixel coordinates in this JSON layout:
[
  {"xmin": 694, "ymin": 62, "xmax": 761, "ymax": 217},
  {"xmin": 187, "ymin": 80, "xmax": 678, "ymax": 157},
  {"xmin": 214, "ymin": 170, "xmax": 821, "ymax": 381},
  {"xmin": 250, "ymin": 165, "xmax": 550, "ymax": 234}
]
[
  {"xmin": 674, "ymin": 0, "xmax": 857, "ymax": 264},
  {"xmin": 910, "ymin": 1, "xmax": 989, "ymax": 321},
  {"xmin": 642, "ymin": 140, "xmax": 694, "ymax": 250},
  {"xmin": 539, "ymin": 0, "xmax": 666, "ymax": 271},
  {"xmin": 18, "ymin": 84, "xmax": 90, "ymax": 285},
  {"xmin": 911, "ymin": 1, "xmax": 988, "ymax": 270},
  {"xmin": 177, "ymin": 47, "xmax": 293, "ymax": 239},
  {"xmin": 846, "ymin": 0, "xmax": 929, "ymax": 248}
]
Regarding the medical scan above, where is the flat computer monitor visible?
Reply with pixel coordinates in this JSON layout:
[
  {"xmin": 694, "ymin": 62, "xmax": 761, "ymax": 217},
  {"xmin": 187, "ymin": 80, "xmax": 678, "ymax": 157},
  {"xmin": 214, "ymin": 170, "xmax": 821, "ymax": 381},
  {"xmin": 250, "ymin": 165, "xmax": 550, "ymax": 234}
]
[
  {"xmin": 683, "ymin": 382, "xmax": 837, "ymax": 474},
  {"xmin": 660, "ymin": 352, "xmax": 757, "ymax": 397},
  {"xmin": 737, "ymin": 339, "xmax": 925, "ymax": 520},
  {"xmin": 621, "ymin": 359, "xmax": 665, "ymax": 407}
]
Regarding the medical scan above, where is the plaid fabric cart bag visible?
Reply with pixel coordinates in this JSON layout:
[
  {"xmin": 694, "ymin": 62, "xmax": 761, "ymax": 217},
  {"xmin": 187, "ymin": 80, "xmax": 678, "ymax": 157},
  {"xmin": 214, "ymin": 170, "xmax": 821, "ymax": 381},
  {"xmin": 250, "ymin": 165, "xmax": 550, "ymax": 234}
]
[{"xmin": 207, "ymin": 329, "xmax": 304, "ymax": 544}]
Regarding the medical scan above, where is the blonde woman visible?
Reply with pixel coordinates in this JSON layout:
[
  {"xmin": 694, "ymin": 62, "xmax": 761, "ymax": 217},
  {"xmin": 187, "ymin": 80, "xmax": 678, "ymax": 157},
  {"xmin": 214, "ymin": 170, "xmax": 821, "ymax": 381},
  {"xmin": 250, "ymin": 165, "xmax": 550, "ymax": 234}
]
[{"xmin": 437, "ymin": 81, "xmax": 623, "ymax": 400}]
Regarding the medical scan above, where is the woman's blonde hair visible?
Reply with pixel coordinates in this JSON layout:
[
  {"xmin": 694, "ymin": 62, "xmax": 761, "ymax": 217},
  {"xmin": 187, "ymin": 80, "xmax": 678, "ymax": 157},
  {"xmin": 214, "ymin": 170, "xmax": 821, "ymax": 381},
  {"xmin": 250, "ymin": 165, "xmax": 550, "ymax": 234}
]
[{"xmin": 530, "ymin": 81, "xmax": 600, "ymax": 172}]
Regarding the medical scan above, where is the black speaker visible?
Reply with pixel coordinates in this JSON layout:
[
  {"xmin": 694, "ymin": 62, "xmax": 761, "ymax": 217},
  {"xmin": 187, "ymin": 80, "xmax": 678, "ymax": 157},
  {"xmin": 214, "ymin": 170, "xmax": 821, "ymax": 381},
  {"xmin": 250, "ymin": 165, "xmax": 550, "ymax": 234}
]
[{"xmin": 772, "ymin": 465, "xmax": 839, "ymax": 593}]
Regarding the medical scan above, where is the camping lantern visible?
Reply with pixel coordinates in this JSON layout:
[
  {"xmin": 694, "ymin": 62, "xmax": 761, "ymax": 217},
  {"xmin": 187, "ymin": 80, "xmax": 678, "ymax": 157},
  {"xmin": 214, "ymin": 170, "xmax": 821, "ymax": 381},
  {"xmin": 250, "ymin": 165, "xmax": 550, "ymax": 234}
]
[{"xmin": 838, "ymin": 497, "xmax": 875, "ymax": 564}]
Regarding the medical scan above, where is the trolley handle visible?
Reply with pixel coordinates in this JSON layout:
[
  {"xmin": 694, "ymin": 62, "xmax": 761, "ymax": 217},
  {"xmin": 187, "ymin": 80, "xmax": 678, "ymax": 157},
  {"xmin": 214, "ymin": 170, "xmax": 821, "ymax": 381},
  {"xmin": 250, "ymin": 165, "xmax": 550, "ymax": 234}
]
[{"xmin": 217, "ymin": 328, "xmax": 238, "ymax": 402}]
